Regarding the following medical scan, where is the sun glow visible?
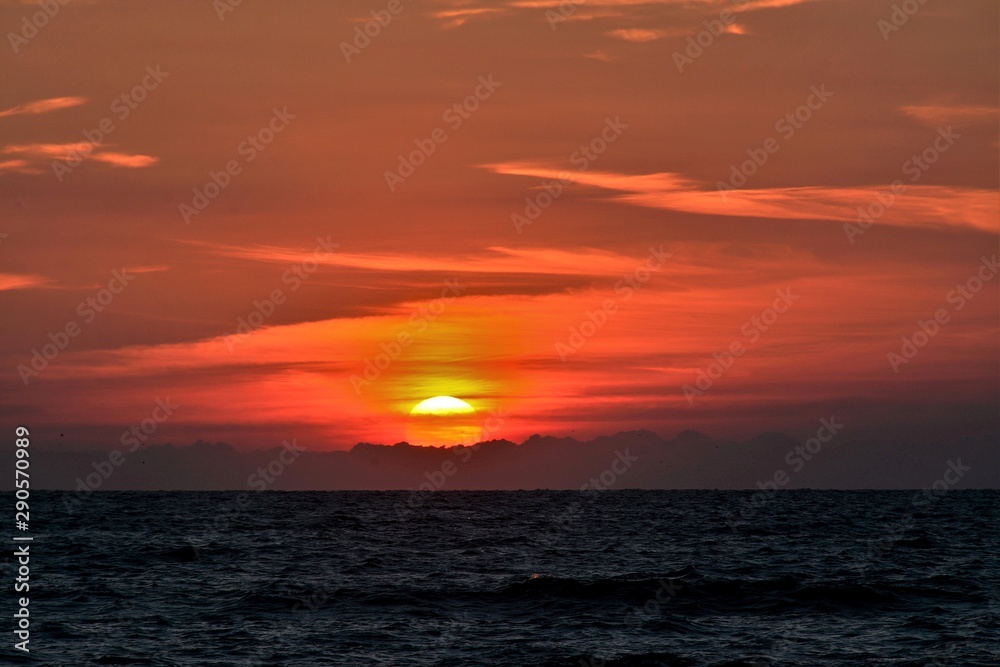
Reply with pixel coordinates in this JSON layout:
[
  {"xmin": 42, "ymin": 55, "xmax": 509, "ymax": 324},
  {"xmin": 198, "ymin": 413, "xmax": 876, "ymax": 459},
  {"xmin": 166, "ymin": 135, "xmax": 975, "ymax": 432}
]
[
  {"xmin": 410, "ymin": 396, "xmax": 476, "ymax": 416},
  {"xmin": 406, "ymin": 396, "xmax": 479, "ymax": 446}
]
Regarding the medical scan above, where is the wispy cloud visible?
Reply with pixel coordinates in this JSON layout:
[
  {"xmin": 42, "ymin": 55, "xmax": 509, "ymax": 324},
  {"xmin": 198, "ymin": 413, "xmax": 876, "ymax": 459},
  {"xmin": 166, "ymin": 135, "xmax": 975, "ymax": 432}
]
[
  {"xmin": 901, "ymin": 103, "xmax": 998, "ymax": 127},
  {"xmin": 431, "ymin": 7, "xmax": 504, "ymax": 28},
  {"xmin": 0, "ymin": 273, "xmax": 50, "ymax": 291},
  {"xmin": 606, "ymin": 28, "xmax": 675, "ymax": 42},
  {"xmin": 0, "ymin": 96, "xmax": 86, "ymax": 120},
  {"xmin": 739, "ymin": 0, "xmax": 817, "ymax": 8},
  {"xmin": 1, "ymin": 142, "xmax": 158, "ymax": 173},
  {"xmin": 90, "ymin": 152, "xmax": 159, "ymax": 168},
  {"xmin": 483, "ymin": 163, "xmax": 999, "ymax": 234},
  {"xmin": 3, "ymin": 142, "xmax": 93, "ymax": 159},
  {"xmin": 506, "ymin": 0, "xmax": 814, "ymax": 10},
  {"xmin": 507, "ymin": 0, "xmax": 659, "ymax": 7},
  {"xmin": 191, "ymin": 241, "xmax": 667, "ymax": 277},
  {"xmin": 427, "ymin": 0, "xmax": 817, "ymax": 30},
  {"xmin": 583, "ymin": 49, "xmax": 620, "ymax": 62},
  {"xmin": 0, "ymin": 159, "xmax": 39, "ymax": 174}
]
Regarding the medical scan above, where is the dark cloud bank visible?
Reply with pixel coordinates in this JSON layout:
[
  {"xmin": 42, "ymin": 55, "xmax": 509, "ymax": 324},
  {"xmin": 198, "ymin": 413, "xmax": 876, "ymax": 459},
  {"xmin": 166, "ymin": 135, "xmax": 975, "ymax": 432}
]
[{"xmin": 17, "ymin": 428, "xmax": 999, "ymax": 491}]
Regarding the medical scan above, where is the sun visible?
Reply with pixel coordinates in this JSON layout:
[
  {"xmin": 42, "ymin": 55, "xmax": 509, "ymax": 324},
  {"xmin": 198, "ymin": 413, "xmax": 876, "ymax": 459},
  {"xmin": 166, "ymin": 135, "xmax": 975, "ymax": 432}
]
[
  {"xmin": 406, "ymin": 396, "xmax": 479, "ymax": 446},
  {"xmin": 410, "ymin": 396, "xmax": 476, "ymax": 416}
]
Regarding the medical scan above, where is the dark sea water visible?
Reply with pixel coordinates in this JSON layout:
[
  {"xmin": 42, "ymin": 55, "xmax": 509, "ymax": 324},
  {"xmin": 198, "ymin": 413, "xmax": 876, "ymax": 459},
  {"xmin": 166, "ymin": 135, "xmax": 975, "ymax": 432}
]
[{"xmin": 8, "ymin": 490, "xmax": 999, "ymax": 666}]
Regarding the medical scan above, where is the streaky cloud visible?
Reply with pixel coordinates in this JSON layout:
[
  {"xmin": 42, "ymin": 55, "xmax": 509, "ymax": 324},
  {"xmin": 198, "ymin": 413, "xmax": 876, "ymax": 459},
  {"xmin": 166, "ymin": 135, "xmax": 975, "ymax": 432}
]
[
  {"xmin": 483, "ymin": 163, "xmax": 999, "ymax": 234},
  {"xmin": 0, "ymin": 96, "xmax": 86, "ymax": 119}
]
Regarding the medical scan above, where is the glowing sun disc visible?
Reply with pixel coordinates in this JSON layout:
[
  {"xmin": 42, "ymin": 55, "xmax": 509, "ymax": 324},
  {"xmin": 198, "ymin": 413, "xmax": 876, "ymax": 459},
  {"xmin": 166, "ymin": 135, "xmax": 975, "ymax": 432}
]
[{"xmin": 410, "ymin": 396, "xmax": 475, "ymax": 416}]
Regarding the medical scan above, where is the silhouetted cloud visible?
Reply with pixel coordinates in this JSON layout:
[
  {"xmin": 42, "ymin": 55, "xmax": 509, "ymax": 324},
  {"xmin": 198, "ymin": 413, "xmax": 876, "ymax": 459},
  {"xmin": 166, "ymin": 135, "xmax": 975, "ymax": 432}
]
[{"xmin": 20, "ymin": 428, "xmax": 998, "ymax": 491}]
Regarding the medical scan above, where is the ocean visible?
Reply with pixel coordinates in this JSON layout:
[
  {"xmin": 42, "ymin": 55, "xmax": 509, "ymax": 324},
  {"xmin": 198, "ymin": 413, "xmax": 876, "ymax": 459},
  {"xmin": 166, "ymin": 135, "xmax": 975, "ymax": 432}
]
[{"xmin": 8, "ymin": 490, "xmax": 999, "ymax": 666}]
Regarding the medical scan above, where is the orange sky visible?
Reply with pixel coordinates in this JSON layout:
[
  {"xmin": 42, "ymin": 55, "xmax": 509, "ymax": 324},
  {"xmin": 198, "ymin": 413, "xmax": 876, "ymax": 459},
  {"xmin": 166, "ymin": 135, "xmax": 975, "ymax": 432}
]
[{"xmin": 1, "ymin": 0, "xmax": 997, "ymax": 451}]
